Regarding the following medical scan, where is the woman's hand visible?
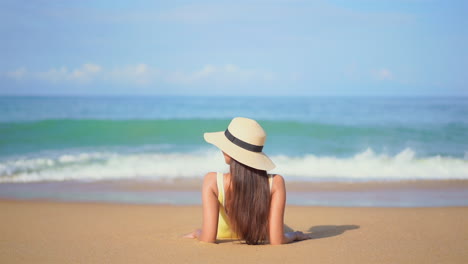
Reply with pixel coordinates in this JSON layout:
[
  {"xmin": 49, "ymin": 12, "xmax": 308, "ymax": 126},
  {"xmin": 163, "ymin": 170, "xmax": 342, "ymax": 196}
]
[
  {"xmin": 183, "ymin": 229, "xmax": 202, "ymax": 239},
  {"xmin": 283, "ymin": 231, "xmax": 311, "ymax": 243}
]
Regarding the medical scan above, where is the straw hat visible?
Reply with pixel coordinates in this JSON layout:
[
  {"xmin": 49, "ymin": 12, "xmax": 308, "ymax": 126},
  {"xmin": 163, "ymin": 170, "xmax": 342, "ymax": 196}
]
[{"xmin": 204, "ymin": 117, "xmax": 275, "ymax": 171}]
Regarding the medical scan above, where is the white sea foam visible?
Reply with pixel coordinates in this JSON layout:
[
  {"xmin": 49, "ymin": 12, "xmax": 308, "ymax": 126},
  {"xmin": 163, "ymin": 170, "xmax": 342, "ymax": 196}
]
[
  {"xmin": 0, "ymin": 148, "xmax": 467, "ymax": 183},
  {"xmin": 273, "ymin": 148, "xmax": 468, "ymax": 180}
]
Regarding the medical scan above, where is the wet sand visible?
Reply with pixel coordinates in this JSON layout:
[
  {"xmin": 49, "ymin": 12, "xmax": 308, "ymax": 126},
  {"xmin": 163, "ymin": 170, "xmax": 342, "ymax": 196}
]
[{"xmin": 1, "ymin": 179, "xmax": 467, "ymax": 207}]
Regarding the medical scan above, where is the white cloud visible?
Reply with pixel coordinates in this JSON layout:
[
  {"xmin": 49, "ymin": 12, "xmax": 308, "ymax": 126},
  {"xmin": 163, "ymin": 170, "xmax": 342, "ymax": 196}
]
[
  {"xmin": 36, "ymin": 63, "xmax": 102, "ymax": 83},
  {"xmin": 5, "ymin": 67, "xmax": 27, "ymax": 80},
  {"xmin": 107, "ymin": 63, "xmax": 158, "ymax": 85},
  {"xmin": 166, "ymin": 64, "xmax": 275, "ymax": 84},
  {"xmin": 191, "ymin": 65, "xmax": 217, "ymax": 80},
  {"xmin": 372, "ymin": 68, "xmax": 393, "ymax": 81},
  {"xmin": 4, "ymin": 63, "xmax": 274, "ymax": 86}
]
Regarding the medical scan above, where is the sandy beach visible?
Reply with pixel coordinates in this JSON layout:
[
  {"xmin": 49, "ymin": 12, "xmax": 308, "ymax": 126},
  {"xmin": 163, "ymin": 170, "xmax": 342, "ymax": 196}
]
[{"xmin": 1, "ymin": 200, "xmax": 467, "ymax": 264}]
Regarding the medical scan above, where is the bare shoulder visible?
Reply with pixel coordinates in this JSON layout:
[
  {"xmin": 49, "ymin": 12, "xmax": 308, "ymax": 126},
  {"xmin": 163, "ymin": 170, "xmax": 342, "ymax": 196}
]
[
  {"xmin": 202, "ymin": 172, "xmax": 218, "ymax": 193},
  {"xmin": 271, "ymin": 174, "xmax": 286, "ymax": 192},
  {"xmin": 272, "ymin": 174, "xmax": 285, "ymax": 185},
  {"xmin": 203, "ymin": 171, "xmax": 217, "ymax": 181}
]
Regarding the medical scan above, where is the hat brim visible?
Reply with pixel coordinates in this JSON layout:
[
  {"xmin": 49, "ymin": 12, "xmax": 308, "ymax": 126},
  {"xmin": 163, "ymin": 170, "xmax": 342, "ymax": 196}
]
[{"xmin": 204, "ymin": 131, "xmax": 276, "ymax": 171}]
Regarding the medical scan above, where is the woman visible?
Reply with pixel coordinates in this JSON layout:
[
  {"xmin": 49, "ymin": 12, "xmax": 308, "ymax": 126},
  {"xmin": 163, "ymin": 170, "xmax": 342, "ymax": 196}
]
[{"xmin": 184, "ymin": 117, "xmax": 310, "ymax": 245}]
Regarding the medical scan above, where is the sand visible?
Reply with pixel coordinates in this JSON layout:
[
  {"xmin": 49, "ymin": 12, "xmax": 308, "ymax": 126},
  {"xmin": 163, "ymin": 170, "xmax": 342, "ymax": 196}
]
[{"xmin": 1, "ymin": 200, "xmax": 467, "ymax": 264}]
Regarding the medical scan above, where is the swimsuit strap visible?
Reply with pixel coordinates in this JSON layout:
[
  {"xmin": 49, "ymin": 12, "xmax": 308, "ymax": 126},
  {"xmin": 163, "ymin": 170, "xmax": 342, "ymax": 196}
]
[
  {"xmin": 216, "ymin": 172, "xmax": 225, "ymax": 206},
  {"xmin": 268, "ymin": 174, "xmax": 273, "ymax": 192}
]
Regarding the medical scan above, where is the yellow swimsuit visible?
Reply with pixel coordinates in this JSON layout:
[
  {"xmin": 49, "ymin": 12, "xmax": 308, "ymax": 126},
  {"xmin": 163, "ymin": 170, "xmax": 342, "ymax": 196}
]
[{"xmin": 216, "ymin": 172, "xmax": 273, "ymax": 239}]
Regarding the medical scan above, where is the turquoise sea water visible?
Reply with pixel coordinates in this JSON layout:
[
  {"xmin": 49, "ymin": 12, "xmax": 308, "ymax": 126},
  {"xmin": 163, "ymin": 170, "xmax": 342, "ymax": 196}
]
[{"xmin": 0, "ymin": 96, "xmax": 467, "ymax": 183}]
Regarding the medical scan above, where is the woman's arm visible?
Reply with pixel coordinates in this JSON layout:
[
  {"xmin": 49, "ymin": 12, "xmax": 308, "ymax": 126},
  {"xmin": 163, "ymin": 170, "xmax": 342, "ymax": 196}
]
[
  {"xmin": 184, "ymin": 172, "xmax": 219, "ymax": 242},
  {"xmin": 198, "ymin": 172, "xmax": 219, "ymax": 242},
  {"xmin": 268, "ymin": 174, "xmax": 286, "ymax": 245},
  {"xmin": 268, "ymin": 175, "xmax": 310, "ymax": 245}
]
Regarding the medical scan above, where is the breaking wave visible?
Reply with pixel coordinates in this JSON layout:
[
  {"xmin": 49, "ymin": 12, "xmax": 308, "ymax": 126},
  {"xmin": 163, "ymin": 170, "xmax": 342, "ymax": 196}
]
[{"xmin": 1, "ymin": 148, "xmax": 467, "ymax": 183}]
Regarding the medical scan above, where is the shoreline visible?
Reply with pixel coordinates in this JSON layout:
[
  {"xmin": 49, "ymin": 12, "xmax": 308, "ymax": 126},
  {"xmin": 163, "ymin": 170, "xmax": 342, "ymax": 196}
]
[
  {"xmin": 1, "ymin": 179, "xmax": 468, "ymax": 207},
  {"xmin": 1, "ymin": 200, "xmax": 467, "ymax": 263},
  {"xmin": 2, "ymin": 178, "xmax": 468, "ymax": 191}
]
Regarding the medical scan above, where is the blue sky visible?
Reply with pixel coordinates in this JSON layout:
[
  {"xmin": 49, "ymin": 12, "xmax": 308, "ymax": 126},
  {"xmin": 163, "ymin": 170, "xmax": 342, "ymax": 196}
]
[{"xmin": 1, "ymin": 0, "xmax": 466, "ymax": 96}]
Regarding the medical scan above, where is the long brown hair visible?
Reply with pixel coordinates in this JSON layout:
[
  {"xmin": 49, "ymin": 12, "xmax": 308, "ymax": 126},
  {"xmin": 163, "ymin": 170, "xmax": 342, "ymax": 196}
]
[{"xmin": 225, "ymin": 158, "xmax": 271, "ymax": 245}]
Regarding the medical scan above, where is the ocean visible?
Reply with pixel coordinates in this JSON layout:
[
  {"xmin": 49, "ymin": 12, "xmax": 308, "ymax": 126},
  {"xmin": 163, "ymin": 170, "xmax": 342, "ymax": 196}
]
[{"xmin": 1, "ymin": 96, "xmax": 467, "ymax": 206}]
